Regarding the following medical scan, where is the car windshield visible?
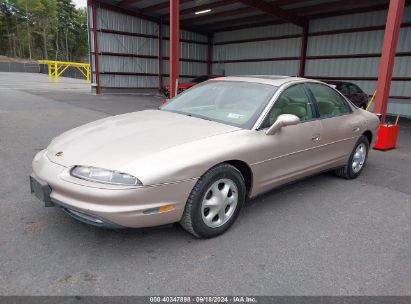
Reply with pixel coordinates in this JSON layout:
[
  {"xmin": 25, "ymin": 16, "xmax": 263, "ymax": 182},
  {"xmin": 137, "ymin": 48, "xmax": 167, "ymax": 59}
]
[{"xmin": 161, "ymin": 81, "xmax": 278, "ymax": 129}]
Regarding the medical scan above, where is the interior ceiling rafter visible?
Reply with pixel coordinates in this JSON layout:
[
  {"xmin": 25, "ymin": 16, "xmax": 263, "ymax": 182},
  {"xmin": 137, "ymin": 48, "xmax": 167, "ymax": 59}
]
[{"xmin": 236, "ymin": 0, "xmax": 307, "ymax": 27}]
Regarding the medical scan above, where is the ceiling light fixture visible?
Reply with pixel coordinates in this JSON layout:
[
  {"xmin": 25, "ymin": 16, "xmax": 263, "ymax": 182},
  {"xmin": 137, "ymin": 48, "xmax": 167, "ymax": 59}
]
[{"xmin": 195, "ymin": 9, "xmax": 211, "ymax": 15}]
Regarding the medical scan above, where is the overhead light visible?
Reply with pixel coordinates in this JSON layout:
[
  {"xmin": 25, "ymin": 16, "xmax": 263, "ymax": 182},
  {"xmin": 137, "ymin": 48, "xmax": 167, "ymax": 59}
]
[{"xmin": 195, "ymin": 9, "xmax": 211, "ymax": 15}]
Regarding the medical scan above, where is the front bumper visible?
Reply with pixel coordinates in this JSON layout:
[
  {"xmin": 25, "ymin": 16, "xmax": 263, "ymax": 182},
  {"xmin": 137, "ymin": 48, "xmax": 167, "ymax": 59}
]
[{"xmin": 30, "ymin": 150, "xmax": 197, "ymax": 228}]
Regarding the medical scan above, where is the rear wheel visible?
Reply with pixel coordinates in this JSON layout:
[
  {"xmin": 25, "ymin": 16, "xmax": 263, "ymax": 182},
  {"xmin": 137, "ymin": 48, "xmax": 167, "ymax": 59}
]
[
  {"xmin": 180, "ymin": 164, "xmax": 246, "ymax": 238},
  {"xmin": 335, "ymin": 135, "xmax": 369, "ymax": 179}
]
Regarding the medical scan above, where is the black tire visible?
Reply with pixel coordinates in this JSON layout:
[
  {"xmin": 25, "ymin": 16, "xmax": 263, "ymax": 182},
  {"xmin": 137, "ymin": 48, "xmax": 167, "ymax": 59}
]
[
  {"xmin": 335, "ymin": 135, "xmax": 370, "ymax": 179},
  {"xmin": 180, "ymin": 163, "xmax": 246, "ymax": 238}
]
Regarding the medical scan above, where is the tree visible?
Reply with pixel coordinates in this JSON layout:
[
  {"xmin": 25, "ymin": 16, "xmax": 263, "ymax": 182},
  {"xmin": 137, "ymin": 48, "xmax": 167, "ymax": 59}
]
[{"xmin": 0, "ymin": 0, "xmax": 88, "ymax": 62}]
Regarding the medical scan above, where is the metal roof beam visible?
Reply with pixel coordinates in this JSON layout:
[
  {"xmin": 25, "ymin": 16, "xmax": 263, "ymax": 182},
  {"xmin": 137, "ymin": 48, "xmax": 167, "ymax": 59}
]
[
  {"xmin": 236, "ymin": 0, "xmax": 307, "ymax": 27},
  {"xmin": 210, "ymin": 0, "xmax": 411, "ymax": 31},
  {"xmin": 141, "ymin": 0, "xmax": 192, "ymax": 13},
  {"xmin": 291, "ymin": 0, "xmax": 380, "ymax": 15},
  {"xmin": 118, "ymin": 0, "xmax": 144, "ymax": 7},
  {"xmin": 203, "ymin": 14, "xmax": 278, "ymax": 29},
  {"xmin": 271, "ymin": 0, "xmax": 311, "ymax": 7}
]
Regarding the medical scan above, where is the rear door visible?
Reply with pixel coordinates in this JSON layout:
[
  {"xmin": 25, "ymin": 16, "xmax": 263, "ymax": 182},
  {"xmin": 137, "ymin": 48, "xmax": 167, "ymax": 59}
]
[{"xmin": 305, "ymin": 82, "xmax": 360, "ymax": 167}]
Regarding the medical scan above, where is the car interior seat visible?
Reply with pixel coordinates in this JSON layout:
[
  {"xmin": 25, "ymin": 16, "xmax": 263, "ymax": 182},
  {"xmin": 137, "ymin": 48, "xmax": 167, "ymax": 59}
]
[{"xmin": 317, "ymin": 100, "xmax": 334, "ymax": 116}]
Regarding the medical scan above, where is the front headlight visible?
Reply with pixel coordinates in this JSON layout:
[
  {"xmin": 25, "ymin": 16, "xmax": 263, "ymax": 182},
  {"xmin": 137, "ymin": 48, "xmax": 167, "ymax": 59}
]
[{"xmin": 71, "ymin": 166, "xmax": 142, "ymax": 186}]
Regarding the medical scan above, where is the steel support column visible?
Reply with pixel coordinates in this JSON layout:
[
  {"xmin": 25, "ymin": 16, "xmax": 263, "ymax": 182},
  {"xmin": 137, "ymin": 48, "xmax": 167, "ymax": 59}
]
[
  {"xmin": 169, "ymin": 0, "xmax": 180, "ymax": 98},
  {"xmin": 207, "ymin": 36, "xmax": 213, "ymax": 75},
  {"xmin": 158, "ymin": 22, "xmax": 163, "ymax": 94},
  {"xmin": 374, "ymin": 0, "xmax": 405, "ymax": 123},
  {"xmin": 298, "ymin": 24, "xmax": 308, "ymax": 77},
  {"xmin": 90, "ymin": 0, "xmax": 101, "ymax": 94}
]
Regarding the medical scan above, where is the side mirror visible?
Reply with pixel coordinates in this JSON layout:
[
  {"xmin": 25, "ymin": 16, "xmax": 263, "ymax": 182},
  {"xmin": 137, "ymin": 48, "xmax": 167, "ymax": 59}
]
[{"xmin": 266, "ymin": 114, "xmax": 300, "ymax": 135}]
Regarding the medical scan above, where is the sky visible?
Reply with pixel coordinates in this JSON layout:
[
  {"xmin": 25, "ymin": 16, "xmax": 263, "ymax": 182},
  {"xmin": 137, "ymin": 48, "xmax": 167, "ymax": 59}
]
[{"xmin": 72, "ymin": 0, "xmax": 87, "ymax": 8}]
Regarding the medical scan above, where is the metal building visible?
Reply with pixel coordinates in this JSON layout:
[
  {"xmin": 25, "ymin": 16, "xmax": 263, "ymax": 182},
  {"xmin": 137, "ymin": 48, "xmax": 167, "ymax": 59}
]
[{"xmin": 87, "ymin": 0, "xmax": 411, "ymax": 119}]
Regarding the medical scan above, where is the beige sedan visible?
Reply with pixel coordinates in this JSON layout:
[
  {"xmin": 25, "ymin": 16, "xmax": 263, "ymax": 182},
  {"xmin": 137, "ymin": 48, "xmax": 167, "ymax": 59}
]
[{"xmin": 30, "ymin": 76, "xmax": 380, "ymax": 238}]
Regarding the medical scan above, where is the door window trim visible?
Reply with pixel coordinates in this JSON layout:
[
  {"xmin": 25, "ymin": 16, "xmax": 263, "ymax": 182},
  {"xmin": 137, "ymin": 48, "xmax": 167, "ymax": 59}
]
[
  {"xmin": 256, "ymin": 82, "xmax": 319, "ymax": 130},
  {"xmin": 304, "ymin": 82, "xmax": 353, "ymax": 120}
]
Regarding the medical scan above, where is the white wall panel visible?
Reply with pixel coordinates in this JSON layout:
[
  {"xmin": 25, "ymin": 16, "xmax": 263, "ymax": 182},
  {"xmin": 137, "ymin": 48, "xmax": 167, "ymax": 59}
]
[
  {"xmin": 309, "ymin": 7, "xmax": 411, "ymax": 32},
  {"xmin": 162, "ymin": 40, "xmax": 208, "ymax": 61},
  {"xmin": 393, "ymin": 56, "xmax": 411, "ymax": 77},
  {"xmin": 307, "ymin": 31, "xmax": 385, "ymax": 56},
  {"xmin": 211, "ymin": 7, "xmax": 411, "ymax": 116},
  {"xmin": 387, "ymin": 99, "xmax": 411, "ymax": 117},
  {"xmin": 390, "ymin": 81, "xmax": 411, "ymax": 97},
  {"xmin": 212, "ymin": 60, "xmax": 299, "ymax": 77},
  {"xmin": 99, "ymin": 55, "xmax": 158, "ymax": 74},
  {"xmin": 161, "ymin": 25, "xmax": 208, "ymax": 79},
  {"xmin": 305, "ymin": 7, "xmax": 411, "ymax": 116},
  {"xmin": 162, "ymin": 60, "xmax": 207, "ymax": 77},
  {"xmin": 99, "ymin": 74, "xmax": 159, "ymax": 88},
  {"xmin": 398, "ymin": 26, "xmax": 411, "ymax": 52},
  {"xmin": 98, "ymin": 32, "xmax": 158, "ymax": 55},
  {"xmin": 213, "ymin": 38, "xmax": 301, "ymax": 61},
  {"xmin": 305, "ymin": 58, "xmax": 380, "ymax": 77},
  {"xmin": 89, "ymin": 6, "xmax": 208, "ymax": 90},
  {"xmin": 308, "ymin": 28, "xmax": 411, "ymax": 56},
  {"xmin": 162, "ymin": 25, "xmax": 208, "ymax": 42},
  {"xmin": 97, "ymin": 8, "xmax": 158, "ymax": 35}
]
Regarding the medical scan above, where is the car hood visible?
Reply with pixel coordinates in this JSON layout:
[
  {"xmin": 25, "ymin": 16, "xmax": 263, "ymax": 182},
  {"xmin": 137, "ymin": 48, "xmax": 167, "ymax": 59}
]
[{"xmin": 46, "ymin": 110, "xmax": 240, "ymax": 171}]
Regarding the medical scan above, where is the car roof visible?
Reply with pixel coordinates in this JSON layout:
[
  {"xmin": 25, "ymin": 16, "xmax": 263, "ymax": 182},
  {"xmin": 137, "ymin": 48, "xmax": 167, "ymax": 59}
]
[
  {"xmin": 212, "ymin": 75, "xmax": 321, "ymax": 86},
  {"xmin": 323, "ymin": 80, "xmax": 350, "ymax": 85}
]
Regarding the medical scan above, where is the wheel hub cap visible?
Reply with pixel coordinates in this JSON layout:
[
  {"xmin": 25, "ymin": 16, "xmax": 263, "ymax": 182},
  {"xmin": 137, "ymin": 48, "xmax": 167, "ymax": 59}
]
[
  {"xmin": 201, "ymin": 179, "xmax": 238, "ymax": 228},
  {"xmin": 352, "ymin": 143, "xmax": 367, "ymax": 173}
]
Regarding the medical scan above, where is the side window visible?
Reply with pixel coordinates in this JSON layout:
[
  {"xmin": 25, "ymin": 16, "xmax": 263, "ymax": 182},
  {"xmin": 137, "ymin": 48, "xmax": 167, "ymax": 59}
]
[
  {"xmin": 306, "ymin": 83, "xmax": 351, "ymax": 118},
  {"xmin": 339, "ymin": 83, "xmax": 349, "ymax": 95},
  {"xmin": 349, "ymin": 84, "xmax": 360, "ymax": 95},
  {"xmin": 261, "ymin": 84, "xmax": 315, "ymax": 128}
]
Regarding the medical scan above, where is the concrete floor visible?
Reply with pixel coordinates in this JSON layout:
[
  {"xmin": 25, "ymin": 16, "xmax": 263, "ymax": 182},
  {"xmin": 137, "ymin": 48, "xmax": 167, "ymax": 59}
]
[{"xmin": 0, "ymin": 72, "xmax": 410, "ymax": 296}]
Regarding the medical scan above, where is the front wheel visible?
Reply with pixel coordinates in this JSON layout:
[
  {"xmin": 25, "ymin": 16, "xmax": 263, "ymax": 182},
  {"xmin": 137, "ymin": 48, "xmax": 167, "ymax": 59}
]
[
  {"xmin": 335, "ymin": 135, "xmax": 370, "ymax": 179},
  {"xmin": 180, "ymin": 164, "xmax": 246, "ymax": 238}
]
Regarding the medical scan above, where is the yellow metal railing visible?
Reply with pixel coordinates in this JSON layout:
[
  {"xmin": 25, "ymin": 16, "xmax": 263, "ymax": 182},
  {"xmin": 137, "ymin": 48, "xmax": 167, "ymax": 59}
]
[{"xmin": 38, "ymin": 60, "xmax": 90, "ymax": 82}]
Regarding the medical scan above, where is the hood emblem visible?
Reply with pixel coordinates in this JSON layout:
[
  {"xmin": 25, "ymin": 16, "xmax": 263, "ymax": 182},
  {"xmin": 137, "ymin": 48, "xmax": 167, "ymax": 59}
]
[{"xmin": 55, "ymin": 151, "xmax": 63, "ymax": 157}]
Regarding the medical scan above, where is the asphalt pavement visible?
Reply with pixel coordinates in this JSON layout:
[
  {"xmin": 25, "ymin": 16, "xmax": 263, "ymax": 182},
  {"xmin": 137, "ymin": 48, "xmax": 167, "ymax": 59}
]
[{"xmin": 0, "ymin": 72, "xmax": 410, "ymax": 296}]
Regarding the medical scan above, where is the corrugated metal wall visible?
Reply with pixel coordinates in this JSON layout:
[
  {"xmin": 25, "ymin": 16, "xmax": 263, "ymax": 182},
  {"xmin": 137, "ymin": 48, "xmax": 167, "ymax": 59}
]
[
  {"xmin": 306, "ymin": 6, "xmax": 411, "ymax": 116},
  {"xmin": 211, "ymin": 6, "xmax": 411, "ymax": 116},
  {"xmin": 88, "ymin": 3, "xmax": 411, "ymax": 116},
  {"xmin": 89, "ymin": 6, "xmax": 160, "ymax": 91},
  {"xmin": 212, "ymin": 23, "xmax": 302, "ymax": 76},
  {"xmin": 88, "ymin": 5, "xmax": 208, "ymax": 93},
  {"xmin": 162, "ymin": 25, "xmax": 208, "ymax": 86}
]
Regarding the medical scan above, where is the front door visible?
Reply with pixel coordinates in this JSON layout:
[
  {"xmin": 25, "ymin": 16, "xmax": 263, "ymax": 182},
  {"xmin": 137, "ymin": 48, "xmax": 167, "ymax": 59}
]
[{"xmin": 251, "ymin": 84, "xmax": 324, "ymax": 194}]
